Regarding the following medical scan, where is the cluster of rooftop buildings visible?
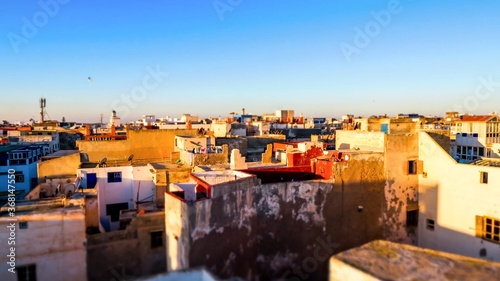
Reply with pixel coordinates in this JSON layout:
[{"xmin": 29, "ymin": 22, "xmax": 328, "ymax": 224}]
[{"xmin": 1, "ymin": 108, "xmax": 500, "ymax": 280}]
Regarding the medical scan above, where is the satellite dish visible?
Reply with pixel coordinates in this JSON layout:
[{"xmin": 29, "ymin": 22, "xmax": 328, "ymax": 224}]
[
  {"xmin": 99, "ymin": 157, "xmax": 107, "ymax": 167},
  {"xmin": 127, "ymin": 154, "xmax": 134, "ymax": 162}
]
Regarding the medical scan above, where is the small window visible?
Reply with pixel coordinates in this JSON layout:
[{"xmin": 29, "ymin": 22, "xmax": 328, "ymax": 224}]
[
  {"xmin": 408, "ymin": 160, "xmax": 423, "ymax": 175},
  {"xmin": 15, "ymin": 174, "xmax": 25, "ymax": 183},
  {"xmin": 107, "ymin": 172, "xmax": 122, "ymax": 183},
  {"xmin": 480, "ymin": 172, "xmax": 488, "ymax": 184},
  {"xmin": 406, "ymin": 210, "xmax": 418, "ymax": 227},
  {"xmin": 479, "ymin": 147, "xmax": 485, "ymax": 156},
  {"xmin": 151, "ymin": 231, "xmax": 163, "ymax": 248},
  {"xmin": 19, "ymin": 221, "xmax": 28, "ymax": 229},
  {"xmin": 426, "ymin": 219, "xmax": 435, "ymax": 230},
  {"xmin": 17, "ymin": 264, "xmax": 36, "ymax": 281},
  {"xmin": 408, "ymin": 160, "xmax": 417, "ymax": 175},
  {"xmin": 484, "ymin": 217, "xmax": 500, "ymax": 243},
  {"xmin": 462, "ymin": 133, "xmax": 467, "ymax": 137}
]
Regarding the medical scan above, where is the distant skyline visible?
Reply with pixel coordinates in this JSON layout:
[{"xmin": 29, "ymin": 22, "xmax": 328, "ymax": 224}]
[{"xmin": 2, "ymin": 0, "xmax": 500, "ymax": 122}]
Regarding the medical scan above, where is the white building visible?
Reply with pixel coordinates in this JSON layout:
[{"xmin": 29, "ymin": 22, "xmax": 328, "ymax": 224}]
[
  {"xmin": 77, "ymin": 164, "xmax": 156, "ymax": 231},
  {"xmin": 452, "ymin": 115, "xmax": 500, "ymax": 161},
  {"xmin": 109, "ymin": 110, "xmax": 121, "ymax": 128},
  {"xmin": 418, "ymin": 132, "xmax": 500, "ymax": 261}
]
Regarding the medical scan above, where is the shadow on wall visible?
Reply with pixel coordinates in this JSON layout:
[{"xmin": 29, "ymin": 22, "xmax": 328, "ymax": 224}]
[
  {"xmin": 167, "ymin": 177, "xmax": 391, "ymax": 281},
  {"xmin": 418, "ymin": 184, "xmax": 500, "ymax": 262}
]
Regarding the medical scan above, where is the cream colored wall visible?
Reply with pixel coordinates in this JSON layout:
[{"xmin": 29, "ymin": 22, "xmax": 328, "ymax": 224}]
[
  {"xmin": 165, "ymin": 193, "xmax": 190, "ymax": 271},
  {"xmin": 418, "ymin": 132, "xmax": 500, "ymax": 261},
  {"xmin": 0, "ymin": 207, "xmax": 87, "ymax": 281}
]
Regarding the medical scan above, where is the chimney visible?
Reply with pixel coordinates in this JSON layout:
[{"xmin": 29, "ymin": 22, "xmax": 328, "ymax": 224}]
[{"xmin": 242, "ymin": 108, "xmax": 245, "ymax": 115}]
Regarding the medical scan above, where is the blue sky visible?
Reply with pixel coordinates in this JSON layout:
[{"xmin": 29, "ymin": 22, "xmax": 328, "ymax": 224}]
[{"xmin": 2, "ymin": 0, "xmax": 500, "ymax": 122}]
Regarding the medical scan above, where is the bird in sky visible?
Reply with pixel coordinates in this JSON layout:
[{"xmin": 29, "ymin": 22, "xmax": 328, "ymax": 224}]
[{"xmin": 88, "ymin": 77, "xmax": 92, "ymax": 83}]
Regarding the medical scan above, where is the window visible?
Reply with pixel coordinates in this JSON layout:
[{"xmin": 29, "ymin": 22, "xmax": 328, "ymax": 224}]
[
  {"xmin": 151, "ymin": 231, "xmax": 163, "ymax": 248},
  {"xmin": 480, "ymin": 172, "xmax": 488, "ymax": 184},
  {"xmin": 105, "ymin": 202, "xmax": 129, "ymax": 222},
  {"xmin": 477, "ymin": 216, "xmax": 500, "ymax": 243},
  {"xmin": 15, "ymin": 174, "xmax": 25, "ymax": 183},
  {"xmin": 19, "ymin": 221, "xmax": 28, "ymax": 229},
  {"xmin": 406, "ymin": 210, "xmax": 418, "ymax": 227},
  {"xmin": 107, "ymin": 172, "xmax": 122, "ymax": 183},
  {"xmin": 408, "ymin": 160, "xmax": 417, "ymax": 175},
  {"xmin": 426, "ymin": 219, "xmax": 435, "ymax": 230},
  {"xmin": 17, "ymin": 264, "xmax": 36, "ymax": 281},
  {"xmin": 484, "ymin": 217, "xmax": 500, "ymax": 243},
  {"xmin": 408, "ymin": 160, "xmax": 423, "ymax": 175},
  {"xmin": 456, "ymin": 145, "xmax": 484, "ymax": 161}
]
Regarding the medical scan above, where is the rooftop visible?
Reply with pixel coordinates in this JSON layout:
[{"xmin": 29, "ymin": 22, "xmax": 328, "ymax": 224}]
[
  {"xmin": 331, "ymin": 240, "xmax": 500, "ymax": 280},
  {"xmin": 470, "ymin": 158, "xmax": 500, "ymax": 168},
  {"xmin": 459, "ymin": 115, "xmax": 497, "ymax": 122}
]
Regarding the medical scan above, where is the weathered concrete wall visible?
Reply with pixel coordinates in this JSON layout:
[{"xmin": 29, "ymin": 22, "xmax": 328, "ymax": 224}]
[
  {"xmin": 165, "ymin": 193, "xmax": 190, "ymax": 271},
  {"xmin": 37, "ymin": 152, "xmax": 80, "ymax": 183},
  {"xmin": 384, "ymin": 134, "xmax": 419, "ymax": 244},
  {"xmin": 0, "ymin": 205, "xmax": 87, "ymax": 281},
  {"xmin": 59, "ymin": 132, "xmax": 81, "ymax": 150},
  {"xmin": 77, "ymin": 139, "xmax": 129, "ymax": 162},
  {"xmin": 77, "ymin": 129, "xmax": 198, "ymax": 162},
  {"xmin": 169, "ymin": 153, "xmax": 387, "ymax": 280},
  {"xmin": 216, "ymin": 137, "xmax": 248, "ymax": 156},
  {"xmin": 389, "ymin": 121, "xmax": 417, "ymax": 134},
  {"xmin": 335, "ymin": 131, "xmax": 386, "ymax": 152},
  {"xmin": 85, "ymin": 194, "xmax": 99, "ymax": 232},
  {"xmin": 87, "ymin": 212, "xmax": 166, "ymax": 281}
]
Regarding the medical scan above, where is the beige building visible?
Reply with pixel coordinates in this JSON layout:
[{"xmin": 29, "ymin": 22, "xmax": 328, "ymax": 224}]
[{"xmin": 0, "ymin": 197, "xmax": 87, "ymax": 281}]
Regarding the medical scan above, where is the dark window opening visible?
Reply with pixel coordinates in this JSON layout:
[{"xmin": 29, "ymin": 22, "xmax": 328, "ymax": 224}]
[
  {"xmin": 17, "ymin": 264, "xmax": 36, "ymax": 281},
  {"xmin": 106, "ymin": 202, "xmax": 129, "ymax": 222},
  {"xmin": 480, "ymin": 172, "xmax": 488, "ymax": 184},
  {"xmin": 406, "ymin": 210, "xmax": 418, "ymax": 227},
  {"xmin": 426, "ymin": 219, "xmax": 435, "ymax": 231},
  {"xmin": 408, "ymin": 160, "xmax": 417, "ymax": 175},
  {"xmin": 107, "ymin": 172, "xmax": 122, "ymax": 183},
  {"xmin": 19, "ymin": 221, "xmax": 28, "ymax": 229},
  {"xmin": 151, "ymin": 231, "xmax": 163, "ymax": 248}
]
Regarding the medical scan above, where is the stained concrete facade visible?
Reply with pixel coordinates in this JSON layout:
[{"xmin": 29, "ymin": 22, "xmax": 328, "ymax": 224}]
[
  {"xmin": 166, "ymin": 153, "xmax": 391, "ymax": 280},
  {"xmin": 0, "ymin": 198, "xmax": 87, "ymax": 281},
  {"xmin": 336, "ymin": 131, "xmax": 419, "ymax": 244}
]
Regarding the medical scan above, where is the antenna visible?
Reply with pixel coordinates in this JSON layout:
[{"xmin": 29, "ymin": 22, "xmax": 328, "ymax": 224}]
[
  {"xmin": 39, "ymin": 98, "xmax": 46, "ymax": 123},
  {"xmin": 98, "ymin": 157, "xmax": 107, "ymax": 167}
]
